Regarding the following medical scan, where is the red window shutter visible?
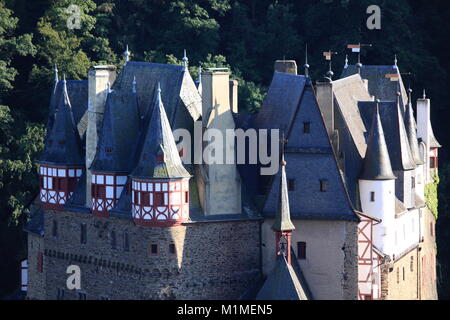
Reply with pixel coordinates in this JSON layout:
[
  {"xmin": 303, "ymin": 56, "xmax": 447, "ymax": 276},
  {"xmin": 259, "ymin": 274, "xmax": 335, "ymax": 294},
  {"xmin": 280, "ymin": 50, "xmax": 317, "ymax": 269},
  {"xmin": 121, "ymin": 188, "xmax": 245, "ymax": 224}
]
[
  {"xmin": 154, "ymin": 193, "xmax": 164, "ymax": 206},
  {"xmin": 37, "ymin": 252, "xmax": 43, "ymax": 273}
]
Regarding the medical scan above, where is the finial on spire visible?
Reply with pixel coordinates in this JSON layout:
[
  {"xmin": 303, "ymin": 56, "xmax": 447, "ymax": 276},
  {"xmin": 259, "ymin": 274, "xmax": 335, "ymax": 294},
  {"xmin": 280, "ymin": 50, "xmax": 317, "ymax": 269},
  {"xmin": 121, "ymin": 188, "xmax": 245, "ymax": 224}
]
[
  {"xmin": 423, "ymin": 89, "xmax": 426, "ymax": 99},
  {"xmin": 157, "ymin": 81, "xmax": 162, "ymax": 95},
  {"xmin": 344, "ymin": 54, "xmax": 349, "ymax": 68},
  {"xmin": 124, "ymin": 45, "xmax": 131, "ymax": 63},
  {"xmin": 394, "ymin": 54, "xmax": 398, "ymax": 68},
  {"xmin": 356, "ymin": 53, "xmax": 363, "ymax": 74},
  {"xmin": 132, "ymin": 76, "xmax": 137, "ymax": 94},
  {"xmin": 107, "ymin": 81, "xmax": 112, "ymax": 94},
  {"xmin": 54, "ymin": 63, "xmax": 59, "ymax": 83},
  {"xmin": 182, "ymin": 49, "xmax": 188, "ymax": 70},
  {"xmin": 304, "ymin": 44, "xmax": 310, "ymax": 77},
  {"xmin": 408, "ymin": 86, "xmax": 412, "ymax": 104}
]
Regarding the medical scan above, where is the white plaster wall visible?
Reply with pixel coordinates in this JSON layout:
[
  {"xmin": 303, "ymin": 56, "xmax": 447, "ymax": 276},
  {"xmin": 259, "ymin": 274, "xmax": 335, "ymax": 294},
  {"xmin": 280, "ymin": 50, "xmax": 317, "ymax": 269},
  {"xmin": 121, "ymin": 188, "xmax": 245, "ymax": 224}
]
[
  {"xmin": 416, "ymin": 98, "xmax": 431, "ymax": 183},
  {"xmin": 262, "ymin": 219, "xmax": 349, "ymax": 300},
  {"xmin": 393, "ymin": 209, "xmax": 421, "ymax": 257},
  {"xmin": 359, "ymin": 179, "xmax": 395, "ymax": 256}
]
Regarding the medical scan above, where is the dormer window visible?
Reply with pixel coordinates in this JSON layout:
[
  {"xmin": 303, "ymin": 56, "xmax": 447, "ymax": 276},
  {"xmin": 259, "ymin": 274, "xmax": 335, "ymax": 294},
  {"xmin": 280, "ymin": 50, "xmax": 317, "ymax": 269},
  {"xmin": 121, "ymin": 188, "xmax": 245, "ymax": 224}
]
[
  {"xmin": 157, "ymin": 154, "xmax": 164, "ymax": 163},
  {"xmin": 303, "ymin": 122, "xmax": 311, "ymax": 134},
  {"xmin": 320, "ymin": 179, "xmax": 328, "ymax": 192},
  {"xmin": 288, "ymin": 179, "xmax": 296, "ymax": 191},
  {"xmin": 370, "ymin": 192, "xmax": 375, "ymax": 202}
]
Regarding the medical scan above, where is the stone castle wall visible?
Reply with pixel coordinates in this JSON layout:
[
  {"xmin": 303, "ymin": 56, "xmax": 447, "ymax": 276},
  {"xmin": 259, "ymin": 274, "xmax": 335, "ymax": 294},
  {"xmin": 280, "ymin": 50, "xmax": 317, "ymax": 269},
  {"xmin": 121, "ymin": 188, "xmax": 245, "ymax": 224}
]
[{"xmin": 27, "ymin": 209, "xmax": 261, "ymax": 300}]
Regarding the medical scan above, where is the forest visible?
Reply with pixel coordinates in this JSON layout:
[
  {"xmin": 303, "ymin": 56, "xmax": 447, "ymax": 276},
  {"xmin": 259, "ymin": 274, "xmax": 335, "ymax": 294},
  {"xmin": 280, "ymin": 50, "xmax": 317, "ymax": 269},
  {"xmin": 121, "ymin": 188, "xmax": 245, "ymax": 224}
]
[{"xmin": 0, "ymin": 0, "xmax": 449, "ymax": 299}]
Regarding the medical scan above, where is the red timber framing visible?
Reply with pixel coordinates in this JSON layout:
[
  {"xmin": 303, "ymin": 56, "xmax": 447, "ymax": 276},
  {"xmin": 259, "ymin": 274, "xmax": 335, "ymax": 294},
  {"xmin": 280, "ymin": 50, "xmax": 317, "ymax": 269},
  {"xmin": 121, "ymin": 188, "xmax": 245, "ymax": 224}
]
[
  {"xmin": 39, "ymin": 165, "xmax": 83, "ymax": 210},
  {"xmin": 91, "ymin": 173, "xmax": 127, "ymax": 217},
  {"xmin": 357, "ymin": 211, "xmax": 380, "ymax": 300},
  {"xmin": 131, "ymin": 178, "xmax": 190, "ymax": 227}
]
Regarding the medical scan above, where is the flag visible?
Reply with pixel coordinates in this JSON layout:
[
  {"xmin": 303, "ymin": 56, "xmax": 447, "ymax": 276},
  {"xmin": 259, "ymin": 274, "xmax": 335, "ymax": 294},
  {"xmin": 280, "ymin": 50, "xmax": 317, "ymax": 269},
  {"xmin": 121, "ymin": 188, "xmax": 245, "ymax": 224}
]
[
  {"xmin": 347, "ymin": 44, "xmax": 361, "ymax": 53},
  {"xmin": 323, "ymin": 51, "xmax": 332, "ymax": 60},
  {"xmin": 386, "ymin": 73, "xmax": 399, "ymax": 81}
]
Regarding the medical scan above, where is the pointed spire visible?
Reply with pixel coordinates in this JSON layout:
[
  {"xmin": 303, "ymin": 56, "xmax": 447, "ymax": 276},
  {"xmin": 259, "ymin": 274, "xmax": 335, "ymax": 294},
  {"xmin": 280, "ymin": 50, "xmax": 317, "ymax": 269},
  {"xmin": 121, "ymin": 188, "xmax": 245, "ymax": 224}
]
[
  {"xmin": 272, "ymin": 153, "xmax": 295, "ymax": 232},
  {"xmin": 131, "ymin": 81, "xmax": 190, "ymax": 179},
  {"xmin": 132, "ymin": 76, "xmax": 137, "ymax": 94},
  {"xmin": 394, "ymin": 54, "xmax": 398, "ymax": 68},
  {"xmin": 404, "ymin": 91, "xmax": 424, "ymax": 165},
  {"xmin": 356, "ymin": 53, "xmax": 363, "ymax": 74},
  {"xmin": 422, "ymin": 89, "xmax": 427, "ymax": 99},
  {"xmin": 198, "ymin": 66, "xmax": 203, "ymax": 95},
  {"xmin": 124, "ymin": 45, "xmax": 131, "ymax": 63},
  {"xmin": 304, "ymin": 44, "xmax": 310, "ymax": 77},
  {"xmin": 182, "ymin": 49, "xmax": 188, "ymax": 71},
  {"xmin": 360, "ymin": 101, "xmax": 396, "ymax": 180}
]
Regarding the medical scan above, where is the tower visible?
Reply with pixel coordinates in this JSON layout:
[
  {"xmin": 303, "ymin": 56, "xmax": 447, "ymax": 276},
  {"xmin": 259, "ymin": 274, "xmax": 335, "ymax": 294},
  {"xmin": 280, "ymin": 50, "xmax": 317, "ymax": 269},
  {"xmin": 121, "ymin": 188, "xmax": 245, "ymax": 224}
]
[
  {"xmin": 130, "ymin": 83, "xmax": 191, "ymax": 226},
  {"xmin": 37, "ymin": 78, "xmax": 84, "ymax": 210},
  {"xmin": 359, "ymin": 102, "xmax": 396, "ymax": 256},
  {"xmin": 272, "ymin": 154, "xmax": 295, "ymax": 265}
]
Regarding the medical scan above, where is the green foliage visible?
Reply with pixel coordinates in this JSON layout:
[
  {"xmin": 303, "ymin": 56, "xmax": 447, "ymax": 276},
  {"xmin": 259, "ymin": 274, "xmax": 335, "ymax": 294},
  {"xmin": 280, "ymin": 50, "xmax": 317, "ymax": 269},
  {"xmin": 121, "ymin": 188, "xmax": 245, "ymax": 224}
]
[{"xmin": 425, "ymin": 174, "xmax": 440, "ymax": 220}]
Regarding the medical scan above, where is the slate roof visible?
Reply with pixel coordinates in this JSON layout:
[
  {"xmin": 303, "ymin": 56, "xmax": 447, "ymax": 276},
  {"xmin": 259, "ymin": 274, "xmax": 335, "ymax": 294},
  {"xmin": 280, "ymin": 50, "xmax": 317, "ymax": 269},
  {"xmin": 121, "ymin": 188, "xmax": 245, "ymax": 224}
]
[
  {"xmin": 259, "ymin": 78, "xmax": 358, "ymax": 221},
  {"xmin": 360, "ymin": 104, "xmax": 396, "ymax": 180},
  {"xmin": 23, "ymin": 205, "xmax": 44, "ymax": 236},
  {"xmin": 358, "ymin": 101, "xmax": 416, "ymax": 172},
  {"xmin": 131, "ymin": 84, "xmax": 190, "ymax": 179},
  {"xmin": 90, "ymin": 90, "xmax": 140, "ymax": 173},
  {"xmin": 37, "ymin": 80, "xmax": 84, "ymax": 166},
  {"xmin": 341, "ymin": 65, "xmax": 408, "ymax": 108},
  {"xmin": 429, "ymin": 125, "xmax": 442, "ymax": 148},
  {"xmin": 112, "ymin": 62, "xmax": 201, "ymax": 124},
  {"xmin": 256, "ymin": 254, "xmax": 308, "ymax": 300}
]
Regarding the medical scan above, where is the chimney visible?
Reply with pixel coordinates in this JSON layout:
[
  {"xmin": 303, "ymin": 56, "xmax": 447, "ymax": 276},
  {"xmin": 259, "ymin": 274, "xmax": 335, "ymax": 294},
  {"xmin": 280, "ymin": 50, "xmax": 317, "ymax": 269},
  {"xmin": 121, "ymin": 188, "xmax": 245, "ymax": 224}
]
[
  {"xmin": 416, "ymin": 95, "xmax": 431, "ymax": 182},
  {"xmin": 274, "ymin": 60, "xmax": 297, "ymax": 75},
  {"xmin": 86, "ymin": 65, "xmax": 116, "ymax": 206},
  {"xmin": 229, "ymin": 80, "xmax": 238, "ymax": 113},
  {"xmin": 198, "ymin": 69, "xmax": 241, "ymax": 216},
  {"xmin": 315, "ymin": 81, "xmax": 334, "ymax": 137}
]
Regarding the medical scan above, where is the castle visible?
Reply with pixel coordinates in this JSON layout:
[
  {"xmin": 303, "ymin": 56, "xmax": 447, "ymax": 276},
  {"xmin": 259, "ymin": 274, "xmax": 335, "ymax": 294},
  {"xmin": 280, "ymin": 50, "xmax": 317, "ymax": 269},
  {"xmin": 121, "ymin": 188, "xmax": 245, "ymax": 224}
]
[{"xmin": 23, "ymin": 49, "xmax": 440, "ymax": 300}]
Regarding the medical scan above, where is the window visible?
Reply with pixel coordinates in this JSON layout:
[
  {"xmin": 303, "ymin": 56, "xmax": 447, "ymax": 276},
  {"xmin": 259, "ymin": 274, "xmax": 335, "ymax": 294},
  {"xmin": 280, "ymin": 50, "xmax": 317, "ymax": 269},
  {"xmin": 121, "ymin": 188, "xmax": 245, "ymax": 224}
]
[
  {"xmin": 410, "ymin": 256, "xmax": 414, "ymax": 272},
  {"xmin": 297, "ymin": 242, "xmax": 307, "ymax": 260},
  {"xmin": 92, "ymin": 184, "xmax": 105, "ymax": 198},
  {"xmin": 185, "ymin": 191, "xmax": 189, "ymax": 203},
  {"xmin": 320, "ymin": 180, "xmax": 328, "ymax": 192},
  {"xmin": 169, "ymin": 243, "xmax": 176, "ymax": 255},
  {"xmin": 37, "ymin": 252, "xmax": 43, "ymax": 273},
  {"xmin": 403, "ymin": 267, "xmax": 405, "ymax": 281},
  {"xmin": 370, "ymin": 192, "xmax": 375, "ymax": 202},
  {"xmin": 57, "ymin": 288, "xmax": 65, "ymax": 300},
  {"xmin": 150, "ymin": 244, "xmax": 158, "ymax": 256},
  {"xmin": 110, "ymin": 230, "xmax": 116, "ymax": 249},
  {"xmin": 52, "ymin": 220, "xmax": 58, "ymax": 238},
  {"xmin": 396, "ymin": 268, "xmax": 400, "ymax": 284},
  {"xmin": 412, "ymin": 177, "xmax": 416, "ymax": 189},
  {"xmin": 80, "ymin": 224, "xmax": 87, "ymax": 245},
  {"xmin": 430, "ymin": 157, "xmax": 437, "ymax": 169},
  {"xmin": 78, "ymin": 292, "xmax": 87, "ymax": 300},
  {"xmin": 430, "ymin": 222, "xmax": 434, "ymax": 238},
  {"xmin": 141, "ymin": 192, "xmax": 150, "ymax": 206},
  {"xmin": 123, "ymin": 232, "xmax": 130, "ymax": 252},
  {"xmin": 154, "ymin": 193, "xmax": 164, "ymax": 206},
  {"xmin": 288, "ymin": 179, "xmax": 296, "ymax": 191},
  {"xmin": 303, "ymin": 122, "xmax": 311, "ymax": 134}
]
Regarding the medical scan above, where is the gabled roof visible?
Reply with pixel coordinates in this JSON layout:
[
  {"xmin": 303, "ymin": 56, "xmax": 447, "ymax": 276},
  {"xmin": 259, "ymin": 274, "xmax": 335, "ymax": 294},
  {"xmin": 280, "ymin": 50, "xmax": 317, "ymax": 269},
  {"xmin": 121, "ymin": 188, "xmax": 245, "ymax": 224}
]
[
  {"xmin": 358, "ymin": 101, "xmax": 416, "ymax": 172},
  {"xmin": 261, "ymin": 81, "xmax": 358, "ymax": 221},
  {"xmin": 341, "ymin": 65, "xmax": 408, "ymax": 108},
  {"xmin": 404, "ymin": 99, "xmax": 425, "ymax": 165},
  {"xmin": 256, "ymin": 254, "xmax": 308, "ymax": 300},
  {"xmin": 112, "ymin": 62, "xmax": 201, "ymax": 124},
  {"xmin": 90, "ymin": 90, "xmax": 140, "ymax": 173},
  {"xmin": 272, "ymin": 156, "xmax": 295, "ymax": 232},
  {"xmin": 37, "ymin": 80, "xmax": 84, "ymax": 166},
  {"xmin": 360, "ymin": 104, "xmax": 396, "ymax": 180},
  {"xmin": 131, "ymin": 84, "xmax": 190, "ymax": 179}
]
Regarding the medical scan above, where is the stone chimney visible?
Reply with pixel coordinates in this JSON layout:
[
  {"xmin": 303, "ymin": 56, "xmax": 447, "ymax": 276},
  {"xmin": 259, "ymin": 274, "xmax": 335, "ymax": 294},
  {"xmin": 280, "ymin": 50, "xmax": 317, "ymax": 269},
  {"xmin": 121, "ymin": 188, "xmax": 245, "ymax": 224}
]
[
  {"xmin": 198, "ymin": 69, "xmax": 241, "ymax": 216},
  {"xmin": 274, "ymin": 60, "xmax": 297, "ymax": 75},
  {"xmin": 229, "ymin": 80, "xmax": 238, "ymax": 113},
  {"xmin": 416, "ymin": 95, "xmax": 431, "ymax": 182},
  {"xmin": 86, "ymin": 65, "xmax": 116, "ymax": 206},
  {"xmin": 315, "ymin": 81, "xmax": 334, "ymax": 137}
]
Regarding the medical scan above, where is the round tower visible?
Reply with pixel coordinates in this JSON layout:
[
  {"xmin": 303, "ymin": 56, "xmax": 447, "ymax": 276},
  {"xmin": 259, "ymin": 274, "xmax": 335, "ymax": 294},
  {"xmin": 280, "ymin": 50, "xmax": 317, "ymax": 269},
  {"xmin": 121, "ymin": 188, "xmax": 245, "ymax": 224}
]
[
  {"xmin": 130, "ymin": 83, "xmax": 191, "ymax": 226},
  {"xmin": 37, "ymin": 78, "xmax": 84, "ymax": 210},
  {"xmin": 359, "ymin": 101, "xmax": 396, "ymax": 256}
]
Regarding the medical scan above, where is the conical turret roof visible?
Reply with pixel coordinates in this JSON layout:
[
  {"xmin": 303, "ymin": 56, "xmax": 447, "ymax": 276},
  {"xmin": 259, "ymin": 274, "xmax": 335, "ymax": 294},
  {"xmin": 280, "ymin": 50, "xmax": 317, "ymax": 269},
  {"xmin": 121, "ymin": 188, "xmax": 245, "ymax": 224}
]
[
  {"xmin": 404, "ymin": 94, "xmax": 424, "ymax": 165},
  {"xmin": 360, "ymin": 104, "xmax": 396, "ymax": 180},
  {"xmin": 272, "ymin": 155, "xmax": 295, "ymax": 232},
  {"xmin": 37, "ymin": 79, "xmax": 84, "ymax": 166},
  {"xmin": 131, "ymin": 83, "xmax": 190, "ymax": 179}
]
